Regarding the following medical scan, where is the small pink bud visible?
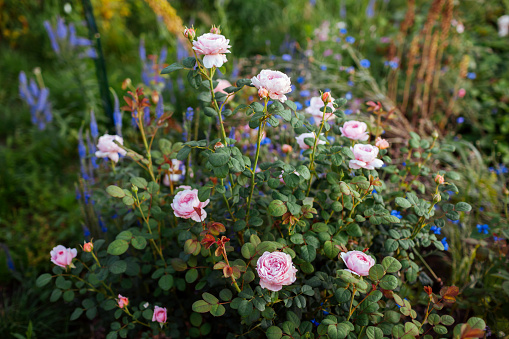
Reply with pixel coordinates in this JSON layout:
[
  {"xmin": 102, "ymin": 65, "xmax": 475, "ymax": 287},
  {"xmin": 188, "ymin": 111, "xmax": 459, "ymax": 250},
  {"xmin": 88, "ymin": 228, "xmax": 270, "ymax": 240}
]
[
  {"xmin": 282, "ymin": 144, "xmax": 293, "ymax": 153},
  {"xmin": 258, "ymin": 87, "xmax": 269, "ymax": 99},
  {"xmin": 117, "ymin": 294, "xmax": 129, "ymax": 308},
  {"xmin": 183, "ymin": 26, "xmax": 196, "ymax": 41},
  {"xmin": 214, "ymin": 142, "xmax": 224, "ymax": 150},
  {"xmin": 375, "ymin": 137, "xmax": 389, "ymax": 150},
  {"xmin": 83, "ymin": 241, "xmax": 93, "ymax": 253},
  {"xmin": 458, "ymin": 88, "xmax": 466, "ymax": 98},
  {"xmin": 435, "ymin": 174, "xmax": 445, "ymax": 185},
  {"xmin": 321, "ymin": 91, "xmax": 333, "ymax": 104},
  {"xmin": 210, "ymin": 25, "xmax": 221, "ymax": 34}
]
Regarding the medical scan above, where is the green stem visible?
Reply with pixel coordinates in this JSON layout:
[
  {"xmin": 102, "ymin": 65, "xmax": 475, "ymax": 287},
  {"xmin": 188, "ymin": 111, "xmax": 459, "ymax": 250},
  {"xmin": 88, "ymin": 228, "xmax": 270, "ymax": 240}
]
[
  {"xmin": 134, "ymin": 192, "xmax": 166, "ymax": 266},
  {"xmin": 137, "ymin": 115, "xmax": 157, "ymax": 183},
  {"xmin": 347, "ymin": 287, "xmax": 357, "ymax": 321},
  {"xmin": 306, "ymin": 104, "xmax": 328, "ymax": 196},
  {"xmin": 246, "ymin": 116, "xmax": 267, "ymax": 222}
]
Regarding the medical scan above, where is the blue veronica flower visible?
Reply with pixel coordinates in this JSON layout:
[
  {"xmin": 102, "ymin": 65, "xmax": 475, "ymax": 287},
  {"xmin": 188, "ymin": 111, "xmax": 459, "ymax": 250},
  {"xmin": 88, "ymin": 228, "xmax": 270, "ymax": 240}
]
[
  {"xmin": 290, "ymin": 85, "xmax": 297, "ymax": 93},
  {"xmin": 340, "ymin": 28, "xmax": 347, "ymax": 34},
  {"xmin": 402, "ymin": 162, "xmax": 406, "ymax": 166},
  {"xmin": 305, "ymin": 99, "xmax": 311, "ymax": 107},
  {"xmin": 467, "ymin": 72, "xmax": 476, "ymax": 79},
  {"xmin": 297, "ymin": 76, "xmax": 305, "ymax": 84},
  {"xmin": 476, "ymin": 224, "xmax": 489, "ymax": 234},
  {"xmin": 391, "ymin": 210, "xmax": 402, "ymax": 219},
  {"xmin": 327, "ymin": 136, "xmax": 335, "ymax": 143},
  {"xmin": 90, "ymin": 110, "xmax": 98, "ymax": 139},
  {"xmin": 320, "ymin": 65, "xmax": 327, "ymax": 70},
  {"xmin": 360, "ymin": 59, "xmax": 371, "ymax": 68},
  {"xmin": 457, "ymin": 117, "xmax": 464, "ymax": 124},
  {"xmin": 295, "ymin": 101, "xmax": 303, "ymax": 110},
  {"xmin": 345, "ymin": 92, "xmax": 352, "ymax": 100},
  {"xmin": 372, "ymin": 188, "xmax": 377, "ymax": 194},
  {"xmin": 346, "ymin": 36, "xmax": 355, "ymax": 43},
  {"xmin": 344, "ymin": 109, "xmax": 353, "ymax": 115},
  {"xmin": 366, "ymin": 0, "xmax": 375, "ymax": 18},
  {"xmin": 156, "ymin": 95, "xmax": 164, "ymax": 119},
  {"xmin": 83, "ymin": 226, "xmax": 91, "ymax": 238},
  {"xmin": 300, "ymin": 90, "xmax": 310, "ymax": 97},
  {"xmin": 389, "ymin": 61, "xmax": 399, "ymax": 69},
  {"xmin": 441, "ymin": 237, "xmax": 449, "ymax": 251},
  {"xmin": 430, "ymin": 226, "xmax": 441, "ymax": 235},
  {"xmin": 336, "ymin": 37, "xmax": 341, "ymax": 43},
  {"xmin": 348, "ymin": 80, "xmax": 354, "ymax": 86},
  {"xmin": 282, "ymin": 54, "xmax": 292, "ymax": 61},
  {"xmin": 261, "ymin": 138, "xmax": 271, "ymax": 145},
  {"xmin": 311, "ymin": 319, "xmax": 320, "ymax": 326}
]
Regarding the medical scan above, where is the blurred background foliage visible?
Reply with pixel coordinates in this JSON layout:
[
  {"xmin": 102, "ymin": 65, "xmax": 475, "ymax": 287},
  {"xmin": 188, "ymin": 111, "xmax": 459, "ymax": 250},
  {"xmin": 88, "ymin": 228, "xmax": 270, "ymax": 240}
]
[{"xmin": 0, "ymin": 0, "xmax": 508, "ymax": 337}]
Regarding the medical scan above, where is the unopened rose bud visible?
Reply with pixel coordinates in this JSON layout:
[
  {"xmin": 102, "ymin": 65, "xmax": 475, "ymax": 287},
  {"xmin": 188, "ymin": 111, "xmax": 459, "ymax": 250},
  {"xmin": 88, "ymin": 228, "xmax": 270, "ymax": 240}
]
[
  {"xmin": 117, "ymin": 294, "xmax": 129, "ymax": 308},
  {"xmin": 458, "ymin": 88, "xmax": 466, "ymax": 98},
  {"xmin": 258, "ymin": 87, "xmax": 269, "ymax": 99},
  {"xmin": 122, "ymin": 78, "xmax": 132, "ymax": 90},
  {"xmin": 132, "ymin": 185, "xmax": 138, "ymax": 193},
  {"xmin": 282, "ymin": 144, "xmax": 293, "ymax": 153},
  {"xmin": 183, "ymin": 26, "xmax": 196, "ymax": 41},
  {"xmin": 375, "ymin": 137, "xmax": 389, "ymax": 150},
  {"xmin": 321, "ymin": 91, "xmax": 333, "ymax": 104},
  {"xmin": 433, "ymin": 193, "xmax": 442, "ymax": 203},
  {"xmin": 83, "ymin": 241, "xmax": 93, "ymax": 253},
  {"xmin": 503, "ymin": 187, "xmax": 509, "ymax": 196},
  {"xmin": 210, "ymin": 25, "xmax": 221, "ymax": 34},
  {"xmin": 432, "ymin": 130, "xmax": 439, "ymax": 139},
  {"xmin": 435, "ymin": 174, "xmax": 445, "ymax": 185},
  {"xmin": 151, "ymin": 90, "xmax": 160, "ymax": 105},
  {"xmin": 214, "ymin": 142, "xmax": 224, "ymax": 150}
]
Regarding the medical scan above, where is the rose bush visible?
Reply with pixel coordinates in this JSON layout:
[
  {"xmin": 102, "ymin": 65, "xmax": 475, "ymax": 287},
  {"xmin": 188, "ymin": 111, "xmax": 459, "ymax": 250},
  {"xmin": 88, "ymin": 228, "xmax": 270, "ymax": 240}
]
[{"xmin": 36, "ymin": 25, "xmax": 486, "ymax": 339}]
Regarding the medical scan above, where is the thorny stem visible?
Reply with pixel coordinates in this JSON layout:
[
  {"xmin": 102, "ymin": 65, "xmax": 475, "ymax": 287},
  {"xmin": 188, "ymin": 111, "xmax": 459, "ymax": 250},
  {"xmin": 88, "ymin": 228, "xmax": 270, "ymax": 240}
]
[
  {"xmin": 137, "ymin": 113, "xmax": 157, "ymax": 183},
  {"xmin": 347, "ymin": 287, "xmax": 357, "ymax": 321}
]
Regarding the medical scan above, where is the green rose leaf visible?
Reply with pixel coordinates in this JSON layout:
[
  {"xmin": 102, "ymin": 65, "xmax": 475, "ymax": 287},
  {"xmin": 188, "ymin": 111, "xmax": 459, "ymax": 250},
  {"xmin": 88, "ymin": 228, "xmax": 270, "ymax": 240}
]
[
  {"xmin": 36, "ymin": 273, "xmax": 53, "ymax": 287},
  {"xmin": 161, "ymin": 62, "xmax": 184, "ymax": 74},
  {"xmin": 395, "ymin": 197, "xmax": 412, "ymax": 208},
  {"xmin": 268, "ymin": 199, "xmax": 287, "ymax": 217},
  {"xmin": 382, "ymin": 257, "xmax": 402, "ymax": 273},
  {"xmin": 106, "ymin": 185, "xmax": 125, "ymax": 198},
  {"xmin": 158, "ymin": 274, "xmax": 174, "ymax": 291},
  {"xmin": 192, "ymin": 300, "xmax": 212, "ymax": 313},
  {"xmin": 107, "ymin": 240, "xmax": 129, "ymax": 256},
  {"xmin": 266, "ymin": 326, "xmax": 283, "ymax": 339}
]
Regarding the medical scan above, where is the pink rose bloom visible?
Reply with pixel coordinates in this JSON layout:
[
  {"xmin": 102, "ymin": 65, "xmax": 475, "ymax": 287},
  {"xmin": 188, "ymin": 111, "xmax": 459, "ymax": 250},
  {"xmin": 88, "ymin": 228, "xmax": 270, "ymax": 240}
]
[
  {"xmin": 163, "ymin": 159, "xmax": 185, "ymax": 186},
  {"xmin": 295, "ymin": 132, "xmax": 326, "ymax": 150},
  {"xmin": 458, "ymin": 88, "xmax": 466, "ymax": 98},
  {"xmin": 340, "ymin": 250, "xmax": 375, "ymax": 276},
  {"xmin": 340, "ymin": 121, "xmax": 369, "ymax": 141},
  {"xmin": 192, "ymin": 33, "xmax": 231, "ymax": 68},
  {"xmin": 251, "ymin": 70, "xmax": 292, "ymax": 103},
  {"xmin": 256, "ymin": 251, "xmax": 298, "ymax": 291},
  {"xmin": 282, "ymin": 144, "xmax": 293, "ymax": 153},
  {"xmin": 177, "ymin": 185, "xmax": 192, "ymax": 190},
  {"xmin": 95, "ymin": 134, "xmax": 127, "ymax": 163},
  {"xmin": 305, "ymin": 97, "xmax": 335, "ymax": 125},
  {"xmin": 171, "ymin": 189, "xmax": 210, "ymax": 222},
  {"xmin": 375, "ymin": 137, "xmax": 389, "ymax": 150},
  {"xmin": 50, "ymin": 245, "xmax": 77, "ymax": 269},
  {"xmin": 349, "ymin": 144, "xmax": 384, "ymax": 170},
  {"xmin": 214, "ymin": 79, "xmax": 234, "ymax": 102},
  {"xmin": 152, "ymin": 306, "xmax": 167, "ymax": 323},
  {"xmin": 117, "ymin": 294, "xmax": 129, "ymax": 308}
]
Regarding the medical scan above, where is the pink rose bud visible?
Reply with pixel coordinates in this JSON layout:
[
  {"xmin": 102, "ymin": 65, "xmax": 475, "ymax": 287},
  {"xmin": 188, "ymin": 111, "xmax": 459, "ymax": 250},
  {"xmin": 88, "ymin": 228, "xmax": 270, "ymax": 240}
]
[
  {"xmin": 252, "ymin": 70, "xmax": 292, "ymax": 103},
  {"xmin": 306, "ymin": 97, "xmax": 335, "ymax": 125},
  {"xmin": 210, "ymin": 25, "xmax": 221, "ymax": 34},
  {"xmin": 184, "ymin": 26, "xmax": 196, "ymax": 41},
  {"xmin": 256, "ymin": 251, "xmax": 298, "ymax": 291},
  {"xmin": 282, "ymin": 144, "xmax": 293, "ymax": 153},
  {"xmin": 171, "ymin": 189, "xmax": 210, "ymax": 222},
  {"xmin": 117, "ymin": 294, "xmax": 129, "ymax": 308},
  {"xmin": 214, "ymin": 142, "xmax": 224, "ymax": 149},
  {"xmin": 152, "ymin": 306, "xmax": 167, "ymax": 324},
  {"xmin": 435, "ymin": 174, "xmax": 445, "ymax": 185},
  {"xmin": 258, "ymin": 87, "xmax": 269, "ymax": 99},
  {"xmin": 192, "ymin": 33, "xmax": 231, "ymax": 68},
  {"xmin": 321, "ymin": 91, "xmax": 333, "ymax": 104},
  {"xmin": 95, "ymin": 134, "xmax": 127, "ymax": 163},
  {"xmin": 375, "ymin": 137, "xmax": 390, "ymax": 150},
  {"xmin": 458, "ymin": 88, "xmax": 466, "ymax": 98},
  {"xmin": 340, "ymin": 250, "xmax": 375, "ymax": 276},
  {"xmin": 83, "ymin": 241, "xmax": 93, "ymax": 253},
  {"xmin": 295, "ymin": 132, "xmax": 326, "ymax": 150},
  {"xmin": 340, "ymin": 120, "xmax": 369, "ymax": 141},
  {"xmin": 349, "ymin": 144, "xmax": 384, "ymax": 170},
  {"xmin": 50, "ymin": 245, "xmax": 77, "ymax": 269}
]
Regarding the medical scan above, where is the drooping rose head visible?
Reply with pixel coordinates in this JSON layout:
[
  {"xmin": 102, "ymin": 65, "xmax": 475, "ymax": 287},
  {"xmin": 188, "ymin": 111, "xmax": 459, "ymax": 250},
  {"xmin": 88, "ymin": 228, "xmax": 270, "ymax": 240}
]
[
  {"xmin": 50, "ymin": 245, "xmax": 77, "ymax": 269},
  {"xmin": 340, "ymin": 121, "xmax": 369, "ymax": 141},
  {"xmin": 340, "ymin": 250, "xmax": 375, "ymax": 276},
  {"xmin": 305, "ymin": 97, "xmax": 335, "ymax": 125},
  {"xmin": 171, "ymin": 189, "xmax": 210, "ymax": 222},
  {"xmin": 95, "ymin": 134, "xmax": 127, "ymax": 163},
  {"xmin": 256, "ymin": 251, "xmax": 298, "ymax": 291},
  {"xmin": 295, "ymin": 132, "xmax": 326, "ymax": 150},
  {"xmin": 152, "ymin": 306, "xmax": 167, "ymax": 323},
  {"xmin": 349, "ymin": 144, "xmax": 384, "ymax": 170},
  {"xmin": 117, "ymin": 294, "xmax": 129, "ymax": 308},
  {"xmin": 251, "ymin": 70, "xmax": 292, "ymax": 103},
  {"xmin": 375, "ymin": 137, "xmax": 389, "ymax": 150},
  {"xmin": 192, "ymin": 33, "xmax": 231, "ymax": 68},
  {"xmin": 214, "ymin": 79, "xmax": 234, "ymax": 102}
]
